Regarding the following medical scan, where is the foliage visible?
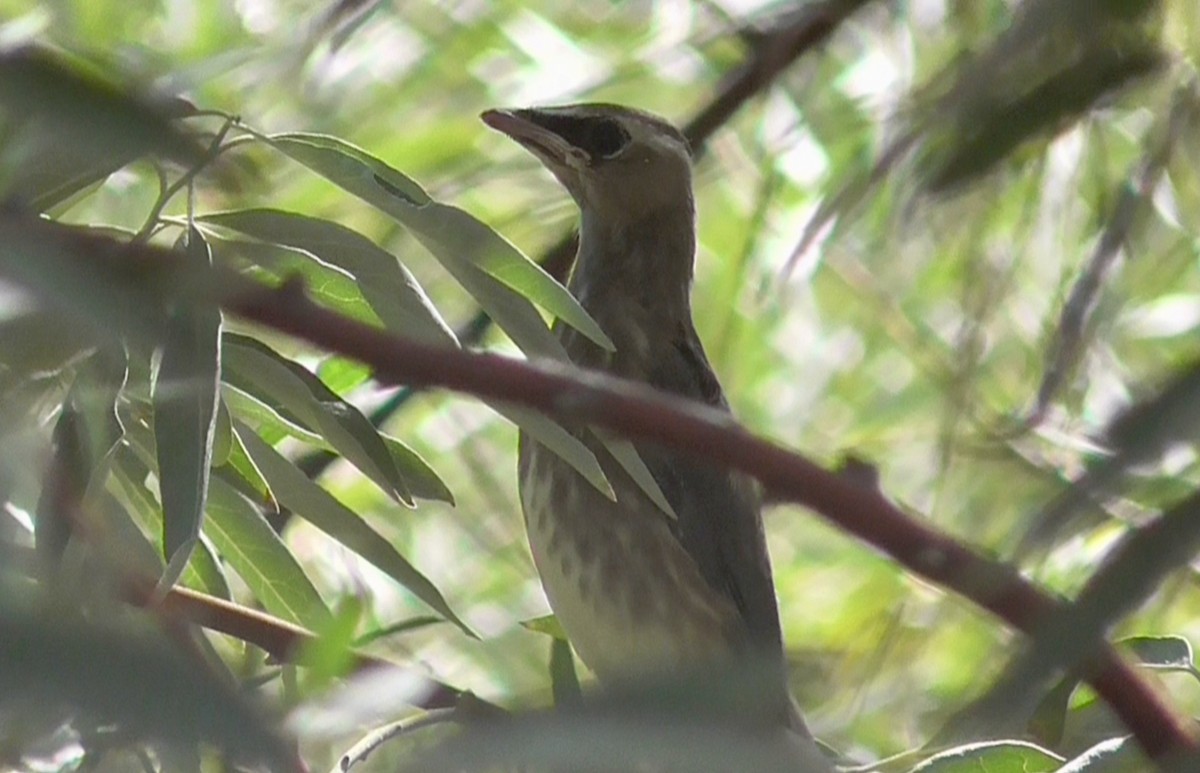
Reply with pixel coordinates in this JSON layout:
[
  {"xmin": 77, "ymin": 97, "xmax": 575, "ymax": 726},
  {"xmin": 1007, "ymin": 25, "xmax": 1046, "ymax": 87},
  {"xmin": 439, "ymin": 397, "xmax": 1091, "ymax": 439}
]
[{"xmin": 2, "ymin": 0, "xmax": 1200, "ymax": 771}]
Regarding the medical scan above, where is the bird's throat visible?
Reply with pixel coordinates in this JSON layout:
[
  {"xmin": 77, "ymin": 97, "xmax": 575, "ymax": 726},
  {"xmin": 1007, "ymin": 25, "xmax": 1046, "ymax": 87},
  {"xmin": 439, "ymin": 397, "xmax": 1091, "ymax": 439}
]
[{"xmin": 571, "ymin": 203, "xmax": 697, "ymax": 331}]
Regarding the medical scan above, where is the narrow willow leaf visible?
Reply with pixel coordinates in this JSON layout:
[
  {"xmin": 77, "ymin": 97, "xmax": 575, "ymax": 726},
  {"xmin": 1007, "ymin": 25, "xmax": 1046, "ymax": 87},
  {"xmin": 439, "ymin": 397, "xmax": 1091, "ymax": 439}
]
[
  {"xmin": 549, "ymin": 637, "xmax": 582, "ymax": 707},
  {"xmin": 253, "ymin": 136, "xmax": 671, "ymax": 516},
  {"xmin": 207, "ymin": 235, "xmax": 381, "ymax": 326},
  {"xmin": 0, "ymin": 216, "xmax": 171, "ymax": 346},
  {"xmin": 35, "ymin": 406, "xmax": 88, "ymax": 565},
  {"xmin": 316, "ymin": 356, "xmax": 372, "ymax": 395},
  {"xmin": 595, "ymin": 433, "xmax": 676, "ymax": 518},
  {"xmin": 200, "ymin": 209, "xmax": 456, "ymax": 347},
  {"xmin": 267, "ymin": 133, "xmax": 612, "ymax": 354},
  {"xmin": 108, "ymin": 449, "xmax": 230, "ymax": 598},
  {"xmin": 500, "ymin": 403, "xmax": 612, "ymax": 500},
  {"xmin": 1057, "ymin": 737, "xmax": 1139, "ymax": 773},
  {"xmin": 380, "ymin": 436, "xmax": 454, "ymax": 505},
  {"xmin": 235, "ymin": 421, "xmax": 472, "ymax": 637},
  {"xmin": 1121, "ymin": 635, "xmax": 1200, "ymax": 678},
  {"xmin": 153, "ymin": 227, "xmax": 222, "ymax": 584},
  {"xmin": 217, "ymin": 395, "xmax": 277, "ymax": 511},
  {"xmin": 206, "ymin": 476, "xmax": 330, "ymax": 629},
  {"xmin": 222, "ymin": 333, "xmax": 412, "ymax": 505},
  {"xmin": 37, "ymin": 349, "xmax": 130, "ymax": 565},
  {"xmin": 211, "ymin": 395, "xmax": 233, "ymax": 467},
  {"xmin": 0, "ymin": 310, "xmax": 100, "ymax": 378},
  {"xmin": 296, "ymin": 597, "xmax": 362, "ymax": 690},
  {"xmin": 221, "ymin": 383, "xmax": 323, "ymax": 447},
  {"xmin": 354, "ymin": 615, "xmax": 444, "ymax": 646}
]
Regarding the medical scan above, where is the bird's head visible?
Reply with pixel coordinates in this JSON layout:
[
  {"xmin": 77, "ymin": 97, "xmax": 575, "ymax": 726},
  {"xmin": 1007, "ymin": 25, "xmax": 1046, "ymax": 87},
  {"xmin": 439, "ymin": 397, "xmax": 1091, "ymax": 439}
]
[{"xmin": 481, "ymin": 103, "xmax": 694, "ymax": 226}]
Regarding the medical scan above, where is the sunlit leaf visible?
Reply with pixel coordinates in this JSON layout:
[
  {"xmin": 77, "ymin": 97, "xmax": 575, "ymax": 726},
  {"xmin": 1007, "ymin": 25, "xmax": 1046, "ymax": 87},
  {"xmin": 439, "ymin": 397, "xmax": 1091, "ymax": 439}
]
[
  {"xmin": 200, "ymin": 208, "xmax": 455, "ymax": 347},
  {"xmin": 206, "ymin": 476, "xmax": 331, "ymax": 629},
  {"xmin": 266, "ymin": 133, "xmax": 613, "ymax": 353}
]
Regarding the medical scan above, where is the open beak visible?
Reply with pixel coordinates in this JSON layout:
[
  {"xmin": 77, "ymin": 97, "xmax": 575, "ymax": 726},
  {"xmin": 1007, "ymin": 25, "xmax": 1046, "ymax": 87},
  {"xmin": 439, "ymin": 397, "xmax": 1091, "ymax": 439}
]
[{"xmin": 481, "ymin": 108, "xmax": 584, "ymax": 169}]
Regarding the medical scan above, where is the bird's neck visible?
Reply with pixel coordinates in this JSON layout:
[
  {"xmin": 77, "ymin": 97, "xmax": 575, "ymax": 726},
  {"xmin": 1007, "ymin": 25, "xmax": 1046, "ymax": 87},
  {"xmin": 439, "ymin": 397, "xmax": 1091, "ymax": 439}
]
[{"xmin": 570, "ymin": 202, "xmax": 697, "ymax": 330}]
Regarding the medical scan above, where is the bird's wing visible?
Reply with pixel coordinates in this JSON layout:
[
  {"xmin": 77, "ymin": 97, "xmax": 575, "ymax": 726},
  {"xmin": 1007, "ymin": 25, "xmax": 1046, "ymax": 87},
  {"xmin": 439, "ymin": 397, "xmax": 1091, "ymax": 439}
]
[{"xmin": 642, "ymin": 327, "xmax": 785, "ymax": 652}]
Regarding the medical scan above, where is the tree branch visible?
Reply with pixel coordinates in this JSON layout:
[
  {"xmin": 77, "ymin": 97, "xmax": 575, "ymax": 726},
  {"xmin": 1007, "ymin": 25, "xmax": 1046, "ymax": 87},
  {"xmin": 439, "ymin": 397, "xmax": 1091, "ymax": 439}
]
[
  {"xmin": 124, "ymin": 581, "xmax": 496, "ymax": 714},
  {"xmin": 216, "ymin": 276, "xmax": 1195, "ymax": 761}
]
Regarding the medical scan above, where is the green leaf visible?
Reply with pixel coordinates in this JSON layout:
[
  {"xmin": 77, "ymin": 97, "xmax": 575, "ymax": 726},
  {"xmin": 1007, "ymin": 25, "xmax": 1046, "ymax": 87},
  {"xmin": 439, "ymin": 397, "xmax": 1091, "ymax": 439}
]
[
  {"xmin": 252, "ymin": 138, "xmax": 675, "ymax": 516},
  {"xmin": 199, "ymin": 208, "xmax": 455, "ymax": 347},
  {"xmin": 207, "ymin": 236, "xmax": 381, "ymax": 326},
  {"xmin": 36, "ymin": 350, "xmax": 129, "ymax": 566},
  {"xmin": 549, "ymin": 637, "xmax": 582, "ymax": 707},
  {"xmin": 206, "ymin": 475, "xmax": 331, "ymax": 629},
  {"xmin": 108, "ymin": 448, "xmax": 231, "ymax": 598},
  {"xmin": 153, "ymin": 227, "xmax": 222, "ymax": 584},
  {"xmin": 0, "ymin": 310, "xmax": 100, "ymax": 378},
  {"xmin": 1058, "ymin": 737, "xmax": 1143, "ymax": 773},
  {"xmin": 1120, "ymin": 635, "xmax": 1200, "ymax": 678},
  {"xmin": 354, "ymin": 615, "xmax": 444, "ymax": 647},
  {"xmin": 297, "ymin": 597, "xmax": 363, "ymax": 691},
  {"xmin": 222, "ymin": 332, "xmax": 412, "ymax": 505},
  {"xmin": 35, "ymin": 405, "xmax": 91, "ymax": 565},
  {"xmin": 217, "ymin": 395, "xmax": 278, "ymax": 510},
  {"xmin": 221, "ymin": 382, "xmax": 323, "ymax": 447},
  {"xmin": 909, "ymin": 740, "xmax": 1062, "ymax": 772},
  {"xmin": 0, "ymin": 216, "xmax": 172, "ymax": 346},
  {"xmin": 596, "ymin": 433, "xmax": 677, "ymax": 519},
  {"xmin": 211, "ymin": 394, "xmax": 234, "ymax": 466},
  {"xmin": 379, "ymin": 435, "xmax": 455, "ymax": 505},
  {"xmin": 502, "ymin": 403, "xmax": 613, "ymax": 500},
  {"xmin": 316, "ymin": 356, "xmax": 372, "ymax": 395},
  {"xmin": 521, "ymin": 614, "xmax": 569, "ymax": 640},
  {"xmin": 234, "ymin": 421, "xmax": 473, "ymax": 637},
  {"xmin": 266, "ymin": 133, "xmax": 613, "ymax": 355}
]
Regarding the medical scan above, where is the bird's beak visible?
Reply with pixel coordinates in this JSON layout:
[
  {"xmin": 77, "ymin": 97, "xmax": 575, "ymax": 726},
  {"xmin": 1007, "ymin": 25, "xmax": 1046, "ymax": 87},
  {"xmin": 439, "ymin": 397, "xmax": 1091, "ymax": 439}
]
[{"xmin": 481, "ymin": 108, "xmax": 588, "ymax": 170}]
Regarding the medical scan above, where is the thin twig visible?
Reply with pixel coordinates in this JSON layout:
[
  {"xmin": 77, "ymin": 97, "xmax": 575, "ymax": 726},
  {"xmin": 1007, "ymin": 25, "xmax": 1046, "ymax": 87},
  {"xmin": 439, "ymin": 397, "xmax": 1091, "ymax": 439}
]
[
  {"xmin": 334, "ymin": 708, "xmax": 456, "ymax": 773},
  {"xmin": 133, "ymin": 116, "xmax": 236, "ymax": 243}
]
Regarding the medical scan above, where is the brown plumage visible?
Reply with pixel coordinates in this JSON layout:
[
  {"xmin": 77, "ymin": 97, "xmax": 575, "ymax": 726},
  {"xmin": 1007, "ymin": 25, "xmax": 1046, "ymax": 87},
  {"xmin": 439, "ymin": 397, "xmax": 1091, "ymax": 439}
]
[{"xmin": 483, "ymin": 104, "xmax": 828, "ymax": 769}]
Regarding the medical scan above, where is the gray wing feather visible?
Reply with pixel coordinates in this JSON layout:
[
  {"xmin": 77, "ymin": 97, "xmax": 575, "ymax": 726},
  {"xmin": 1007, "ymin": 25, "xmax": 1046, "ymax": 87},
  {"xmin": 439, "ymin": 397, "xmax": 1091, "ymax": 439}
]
[{"xmin": 642, "ymin": 326, "xmax": 784, "ymax": 652}]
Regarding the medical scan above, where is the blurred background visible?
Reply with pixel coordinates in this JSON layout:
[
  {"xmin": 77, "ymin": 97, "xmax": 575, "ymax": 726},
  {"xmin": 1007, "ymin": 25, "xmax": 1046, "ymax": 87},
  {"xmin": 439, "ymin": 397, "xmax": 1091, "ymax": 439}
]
[{"xmin": 2, "ymin": 0, "xmax": 1200, "ymax": 770}]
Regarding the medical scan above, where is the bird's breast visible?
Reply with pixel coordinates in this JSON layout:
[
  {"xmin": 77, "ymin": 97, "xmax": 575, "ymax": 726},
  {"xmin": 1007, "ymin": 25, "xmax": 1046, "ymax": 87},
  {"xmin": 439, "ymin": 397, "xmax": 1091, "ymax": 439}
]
[{"xmin": 518, "ymin": 434, "xmax": 742, "ymax": 681}]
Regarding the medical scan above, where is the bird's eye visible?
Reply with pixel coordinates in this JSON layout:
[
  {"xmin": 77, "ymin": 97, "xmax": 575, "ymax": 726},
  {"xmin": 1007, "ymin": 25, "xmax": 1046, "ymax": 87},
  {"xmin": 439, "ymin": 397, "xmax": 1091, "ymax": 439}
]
[{"xmin": 584, "ymin": 119, "xmax": 629, "ymax": 160}]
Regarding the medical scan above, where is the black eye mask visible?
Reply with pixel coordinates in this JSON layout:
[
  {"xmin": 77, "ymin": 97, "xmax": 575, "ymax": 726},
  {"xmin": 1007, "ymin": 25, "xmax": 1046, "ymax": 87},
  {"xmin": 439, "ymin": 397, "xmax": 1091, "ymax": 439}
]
[{"xmin": 520, "ymin": 111, "xmax": 630, "ymax": 162}]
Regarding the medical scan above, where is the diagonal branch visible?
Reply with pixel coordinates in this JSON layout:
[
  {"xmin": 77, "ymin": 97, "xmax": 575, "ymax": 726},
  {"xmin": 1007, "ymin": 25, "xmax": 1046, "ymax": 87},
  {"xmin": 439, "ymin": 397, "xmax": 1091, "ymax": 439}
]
[
  {"xmin": 3, "ymin": 218, "xmax": 1193, "ymax": 761},
  {"xmin": 219, "ymin": 276, "xmax": 1195, "ymax": 762}
]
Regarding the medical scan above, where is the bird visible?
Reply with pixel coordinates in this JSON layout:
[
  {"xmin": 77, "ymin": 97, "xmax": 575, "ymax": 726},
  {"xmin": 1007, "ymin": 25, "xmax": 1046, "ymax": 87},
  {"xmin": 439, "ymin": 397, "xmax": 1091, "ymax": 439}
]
[{"xmin": 482, "ymin": 103, "xmax": 830, "ymax": 770}]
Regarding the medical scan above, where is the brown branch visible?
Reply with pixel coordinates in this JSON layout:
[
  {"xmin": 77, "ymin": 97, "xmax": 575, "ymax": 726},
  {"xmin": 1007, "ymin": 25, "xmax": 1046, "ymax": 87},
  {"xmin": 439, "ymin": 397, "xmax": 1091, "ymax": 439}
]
[
  {"xmin": 954, "ymin": 487, "xmax": 1200, "ymax": 753},
  {"xmin": 123, "ymin": 581, "xmax": 493, "ymax": 713},
  {"xmin": 3, "ymin": 213, "xmax": 1193, "ymax": 759},
  {"xmin": 215, "ymin": 277, "xmax": 1196, "ymax": 761},
  {"xmin": 4, "ymin": 209, "xmax": 1181, "ymax": 757}
]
